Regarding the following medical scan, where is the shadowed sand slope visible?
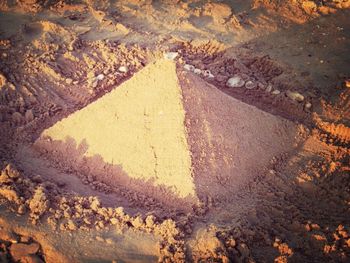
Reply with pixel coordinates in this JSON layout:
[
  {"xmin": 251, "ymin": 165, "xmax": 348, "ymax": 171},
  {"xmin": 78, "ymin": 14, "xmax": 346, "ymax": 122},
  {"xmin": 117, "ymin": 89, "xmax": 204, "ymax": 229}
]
[
  {"xmin": 34, "ymin": 58, "xmax": 299, "ymax": 205},
  {"xmin": 178, "ymin": 70, "xmax": 299, "ymax": 200}
]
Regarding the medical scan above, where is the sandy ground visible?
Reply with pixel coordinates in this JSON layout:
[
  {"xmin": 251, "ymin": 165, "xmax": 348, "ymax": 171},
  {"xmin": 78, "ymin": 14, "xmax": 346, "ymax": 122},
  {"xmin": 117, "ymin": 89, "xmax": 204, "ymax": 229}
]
[{"xmin": 0, "ymin": 0, "xmax": 349, "ymax": 262}]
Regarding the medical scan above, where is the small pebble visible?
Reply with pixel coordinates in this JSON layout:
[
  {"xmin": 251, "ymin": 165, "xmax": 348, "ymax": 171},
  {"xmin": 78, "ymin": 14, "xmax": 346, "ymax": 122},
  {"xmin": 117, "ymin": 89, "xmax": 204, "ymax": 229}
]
[
  {"xmin": 65, "ymin": 78, "xmax": 73, "ymax": 84},
  {"xmin": 286, "ymin": 90, "xmax": 304, "ymax": 102},
  {"xmin": 245, "ymin": 81, "xmax": 256, "ymax": 90},
  {"xmin": 266, "ymin": 84, "xmax": 273, "ymax": 93},
  {"xmin": 184, "ymin": 64, "xmax": 195, "ymax": 72},
  {"xmin": 272, "ymin": 89, "xmax": 280, "ymax": 95},
  {"xmin": 118, "ymin": 66, "xmax": 128, "ymax": 73},
  {"xmin": 193, "ymin": 68, "xmax": 202, "ymax": 75},
  {"xmin": 305, "ymin": 102, "xmax": 312, "ymax": 109},
  {"xmin": 96, "ymin": 74, "xmax": 104, "ymax": 81},
  {"xmin": 203, "ymin": 70, "xmax": 214, "ymax": 78},
  {"xmin": 226, "ymin": 76, "xmax": 245, "ymax": 88}
]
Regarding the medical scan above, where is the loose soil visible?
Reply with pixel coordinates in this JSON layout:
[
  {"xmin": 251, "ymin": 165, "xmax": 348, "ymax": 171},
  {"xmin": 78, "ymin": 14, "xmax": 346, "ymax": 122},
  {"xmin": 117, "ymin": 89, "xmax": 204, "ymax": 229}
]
[{"xmin": 0, "ymin": 1, "xmax": 349, "ymax": 262}]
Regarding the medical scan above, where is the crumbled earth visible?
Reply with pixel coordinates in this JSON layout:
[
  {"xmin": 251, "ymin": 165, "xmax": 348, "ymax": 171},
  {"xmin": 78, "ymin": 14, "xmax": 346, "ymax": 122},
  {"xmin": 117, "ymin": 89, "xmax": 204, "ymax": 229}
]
[{"xmin": 0, "ymin": 0, "xmax": 349, "ymax": 262}]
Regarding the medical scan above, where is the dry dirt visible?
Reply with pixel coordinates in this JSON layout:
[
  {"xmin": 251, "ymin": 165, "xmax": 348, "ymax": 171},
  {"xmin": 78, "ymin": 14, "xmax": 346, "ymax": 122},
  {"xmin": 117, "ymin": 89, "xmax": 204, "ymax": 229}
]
[{"xmin": 0, "ymin": 1, "xmax": 349, "ymax": 263}]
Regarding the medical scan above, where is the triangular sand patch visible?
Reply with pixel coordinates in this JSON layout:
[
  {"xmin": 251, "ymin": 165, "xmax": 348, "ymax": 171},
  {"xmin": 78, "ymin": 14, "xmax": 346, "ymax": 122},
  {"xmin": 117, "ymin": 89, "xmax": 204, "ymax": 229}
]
[
  {"xmin": 35, "ymin": 59, "xmax": 195, "ymax": 199},
  {"xmin": 34, "ymin": 58, "xmax": 299, "ymax": 206}
]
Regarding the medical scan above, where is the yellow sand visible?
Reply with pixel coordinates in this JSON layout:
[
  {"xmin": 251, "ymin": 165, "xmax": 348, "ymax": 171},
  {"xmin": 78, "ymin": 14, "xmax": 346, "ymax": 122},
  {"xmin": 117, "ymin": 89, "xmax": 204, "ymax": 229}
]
[{"xmin": 42, "ymin": 59, "xmax": 195, "ymax": 198}]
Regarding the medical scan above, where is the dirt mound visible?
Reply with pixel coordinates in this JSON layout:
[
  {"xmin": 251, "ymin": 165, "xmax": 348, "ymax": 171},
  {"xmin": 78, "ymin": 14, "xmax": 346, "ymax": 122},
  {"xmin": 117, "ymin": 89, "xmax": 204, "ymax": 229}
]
[{"xmin": 32, "ymin": 58, "xmax": 299, "ymax": 208}]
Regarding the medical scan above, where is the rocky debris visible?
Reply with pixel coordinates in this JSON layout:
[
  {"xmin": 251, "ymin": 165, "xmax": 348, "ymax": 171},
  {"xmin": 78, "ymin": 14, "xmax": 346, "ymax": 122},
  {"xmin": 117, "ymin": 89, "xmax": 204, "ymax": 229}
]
[
  {"xmin": 226, "ymin": 76, "xmax": 245, "ymax": 88},
  {"xmin": 0, "ymin": 164, "xmax": 22, "ymax": 205},
  {"xmin": 28, "ymin": 186, "xmax": 50, "ymax": 223},
  {"xmin": 183, "ymin": 64, "xmax": 214, "ymax": 79},
  {"xmin": 189, "ymin": 227, "xmax": 228, "ymax": 262},
  {"xmin": 272, "ymin": 89, "xmax": 281, "ymax": 95},
  {"xmin": 302, "ymin": 1, "xmax": 318, "ymax": 15},
  {"xmin": 0, "ymin": 187, "xmax": 20, "ymax": 204}
]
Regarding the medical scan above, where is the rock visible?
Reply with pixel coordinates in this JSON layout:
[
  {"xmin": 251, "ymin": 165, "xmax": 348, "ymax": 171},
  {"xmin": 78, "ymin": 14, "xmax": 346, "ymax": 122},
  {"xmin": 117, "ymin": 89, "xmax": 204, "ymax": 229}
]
[
  {"xmin": 184, "ymin": 64, "xmax": 195, "ymax": 72},
  {"xmin": 145, "ymin": 215, "xmax": 155, "ymax": 228},
  {"xmin": 226, "ymin": 76, "xmax": 245, "ymax": 88},
  {"xmin": 286, "ymin": 90, "xmax": 304, "ymax": 102},
  {"xmin": 257, "ymin": 82, "xmax": 265, "ymax": 89},
  {"xmin": 25, "ymin": 110, "xmax": 34, "ymax": 123},
  {"xmin": 96, "ymin": 74, "xmax": 104, "ymax": 81},
  {"xmin": 65, "ymin": 78, "xmax": 73, "ymax": 85},
  {"xmin": 202, "ymin": 70, "xmax": 214, "ymax": 78},
  {"xmin": 90, "ymin": 197, "xmax": 101, "ymax": 211},
  {"xmin": 118, "ymin": 66, "xmax": 128, "ymax": 73},
  {"xmin": 271, "ymin": 89, "xmax": 280, "ymax": 95},
  {"xmin": 305, "ymin": 102, "xmax": 312, "ymax": 110},
  {"xmin": 193, "ymin": 68, "xmax": 202, "ymax": 75},
  {"xmin": 164, "ymin": 52, "xmax": 178, "ymax": 60},
  {"xmin": 132, "ymin": 216, "xmax": 143, "ymax": 229},
  {"xmin": 18, "ymin": 204, "xmax": 27, "ymax": 215},
  {"xmin": 245, "ymin": 81, "xmax": 256, "ymax": 90},
  {"xmin": 92, "ymin": 80, "xmax": 98, "ymax": 89},
  {"xmin": 265, "ymin": 84, "xmax": 273, "ymax": 93},
  {"xmin": 9, "ymin": 243, "xmax": 40, "ymax": 261}
]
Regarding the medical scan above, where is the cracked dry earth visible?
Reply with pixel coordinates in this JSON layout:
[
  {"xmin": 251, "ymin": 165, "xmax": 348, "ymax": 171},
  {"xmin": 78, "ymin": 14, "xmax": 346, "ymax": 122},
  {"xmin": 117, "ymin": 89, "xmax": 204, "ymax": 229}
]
[{"xmin": 0, "ymin": 1, "xmax": 350, "ymax": 263}]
